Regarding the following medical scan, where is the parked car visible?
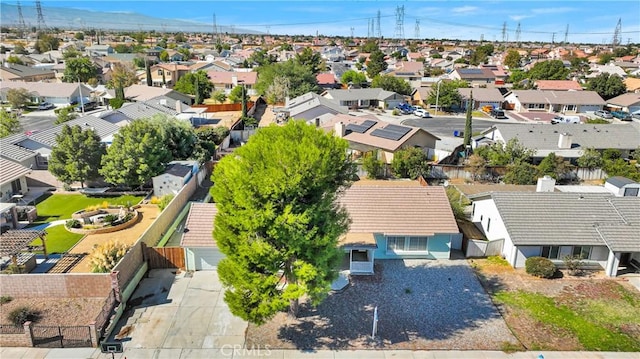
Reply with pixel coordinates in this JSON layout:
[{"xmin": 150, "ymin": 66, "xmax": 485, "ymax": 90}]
[
  {"xmin": 75, "ymin": 101, "xmax": 97, "ymax": 113},
  {"xmin": 551, "ymin": 115, "xmax": 581, "ymax": 124},
  {"xmin": 395, "ymin": 103, "xmax": 413, "ymax": 114},
  {"xmin": 594, "ymin": 110, "xmax": 613, "ymax": 119},
  {"xmin": 413, "ymin": 108, "xmax": 431, "ymax": 118},
  {"xmin": 632, "ymin": 111, "xmax": 640, "ymax": 120},
  {"xmin": 37, "ymin": 102, "xmax": 55, "ymax": 110},
  {"xmin": 611, "ymin": 111, "xmax": 632, "ymax": 121},
  {"xmin": 490, "ymin": 109, "xmax": 507, "ymax": 119}
]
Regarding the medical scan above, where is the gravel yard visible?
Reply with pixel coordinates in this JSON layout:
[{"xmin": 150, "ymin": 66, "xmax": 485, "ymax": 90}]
[{"xmin": 246, "ymin": 259, "xmax": 518, "ymax": 350}]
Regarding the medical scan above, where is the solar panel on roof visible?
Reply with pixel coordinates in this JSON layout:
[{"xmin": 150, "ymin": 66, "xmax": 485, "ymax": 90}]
[
  {"xmin": 460, "ymin": 69, "xmax": 483, "ymax": 74},
  {"xmin": 346, "ymin": 120, "xmax": 377, "ymax": 133},
  {"xmin": 384, "ymin": 124, "xmax": 412, "ymax": 137},
  {"xmin": 370, "ymin": 128, "xmax": 409, "ymax": 141}
]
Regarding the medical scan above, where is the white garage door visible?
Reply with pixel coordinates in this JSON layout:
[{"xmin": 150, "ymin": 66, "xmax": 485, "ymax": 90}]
[{"xmin": 186, "ymin": 247, "xmax": 224, "ymax": 271}]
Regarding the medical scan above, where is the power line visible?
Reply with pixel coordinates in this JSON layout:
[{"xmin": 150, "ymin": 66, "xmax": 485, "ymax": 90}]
[{"xmin": 394, "ymin": 5, "xmax": 404, "ymax": 40}]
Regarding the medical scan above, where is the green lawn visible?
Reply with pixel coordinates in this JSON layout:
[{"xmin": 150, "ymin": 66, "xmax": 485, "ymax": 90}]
[
  {"xmin": 34, "ymin": 194, "xmax": 144, "ymax": 223},
  {"xmin": 495, "ymin": 289, "xmax": 640, "ymax": 351},
  {"xmin": 27, "ymin": 193, "xmax": 144, "ymax": 254}
]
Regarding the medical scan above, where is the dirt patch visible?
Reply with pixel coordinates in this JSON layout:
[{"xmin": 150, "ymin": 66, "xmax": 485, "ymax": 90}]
[{"xmin": 0, "ymin": 297, "xmax": 104, "ymax": 326}]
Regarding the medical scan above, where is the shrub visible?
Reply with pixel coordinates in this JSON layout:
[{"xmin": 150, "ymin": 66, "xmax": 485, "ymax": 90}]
[
  {"xmin": 392, "ymin": 108, "xmax": 400, "ymax": 116},
  {"xmin": 525, "ymin": 256, "xmax": 557, "ymax": 278},
  {"xmin": 149, "ymin": 196, "xmax": 160, "ymax": 204},
  {"xmin": 7, "ymin": 306, "xmax": 40, "ymax": 326},
  {"xmin": 157, "ymin": 194, "xmax": 174, "ymax": 211},
  {"xmin": 103, "ymin": 214, "xmax": 118, "ymax": 225},
  {"xmin": 362, "ymin": 152, "xmax": 384, "ymax": 179},
  {"xmin": 0, "ymin": 295, "xmax": 13, "ymax": 304},
  {"xmin": 2, "ymin": 264, "xmax": 25, "ymax": 274},
  {"xmin": 109, "ymin": 98, "xmax": 125, "ymax": 109},
  {"xmin": 66, "ymin": 219, "xmax": 82, "ymax": 229},
  {"xmin": 563, "ymin": 254, "xmax": 584, "ymax": 276},
  {"xmin": 88, "ymin": 241, "xmax": 131, "ymax": 273}
]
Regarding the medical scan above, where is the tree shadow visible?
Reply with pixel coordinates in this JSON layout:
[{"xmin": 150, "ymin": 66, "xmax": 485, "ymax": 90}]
[{"xmin": 265, "ymin": 259, "xmax": 513, "ymax": 350}]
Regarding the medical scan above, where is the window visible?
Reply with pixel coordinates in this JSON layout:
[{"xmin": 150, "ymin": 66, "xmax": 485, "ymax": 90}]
[
  {"xmin": 387, "ymin": 236, "xmax": 428, "ymax": 252},
  {"xmin": 572, "ymin": 246, "xmax": 592, "ymax": 259},
  {"xmin": 157, "ymin": 69, "xmax": 163, "ymax": 75},
  {"xmin": 541, "ymin": 246, "xmax": 560, "ymax": 259},
  {"xmin": 527, "ymin": 103, "xmax": 545, "ymax": 109},
  {"xmin": 565, "ymin": 104, "xmax": 576, "ymax": 112}
]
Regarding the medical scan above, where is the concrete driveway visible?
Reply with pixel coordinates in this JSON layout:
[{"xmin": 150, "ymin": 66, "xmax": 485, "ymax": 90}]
[{"xmin": 105, "ymin": 269, "xmax": 247, "ymax": 357}]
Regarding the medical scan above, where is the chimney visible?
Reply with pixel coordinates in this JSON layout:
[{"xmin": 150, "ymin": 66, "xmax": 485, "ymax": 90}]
[
  {"xmin": 334, "ymin": 122, "xmax": 345, "ymax": 138},
  {"xmin": 175, "ymin": 101, "xmax": 183, "ymax": 113},
  {"xmin": 231, "ymin": 74, "xmax": 238, "ymax": 86},
  {"xmin": 558, "ymin": 132, "xmax": 572, "ymax": 149},
  {"xmin": 314, "ymin": 118, "xmax": 320, "ymax": 127},
  {"xmin": 536, "ymin": 175, "xmax": 556, "ymax": 192}
]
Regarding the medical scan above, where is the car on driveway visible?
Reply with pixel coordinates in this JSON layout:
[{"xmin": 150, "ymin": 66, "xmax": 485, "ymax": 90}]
[
  {"xmin": 414, "ymin": 108, "xmax": 431, "ymax": 118},
  {"xmin": 594, "ymin": 110, "xmax": 613, "ymax": 119},
  {"xmin": 611, "ymin": 111, "xmax": 632, "ymax": 121},
  {"xmin": 395, "ymin": 103, "xmax": 413, "ymax": 114},
  {"xmin": 37, "ymin": 102, "xmax": 55, "ymax": 110}
]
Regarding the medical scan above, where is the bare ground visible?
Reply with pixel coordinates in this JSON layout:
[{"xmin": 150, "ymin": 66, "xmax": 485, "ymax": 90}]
[{"xmin": 0, "ymin": 297, "xmax": 104, "ymax": 327}]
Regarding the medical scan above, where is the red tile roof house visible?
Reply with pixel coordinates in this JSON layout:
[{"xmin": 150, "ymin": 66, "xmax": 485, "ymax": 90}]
[
  {"xmin": 206, "ymin": 71, "xmax": 258, "ymax": 96},
  {"xmin": 535, "ymin": 80, "xmax": 583, "ymax": 91},
  {"xmin": 338, "ymin": 181, "xmax": 461, "ymax": 274},
  {"xmin": 316, "ymin": 72, "xmax": 339, "ymax": 90}
]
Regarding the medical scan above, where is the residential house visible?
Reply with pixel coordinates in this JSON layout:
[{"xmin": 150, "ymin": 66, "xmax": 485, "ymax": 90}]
[
  {"xmin": 338, "ymin": 181, "xmax": 461, "ymax": 274},
  {"xmin": 85, "ymin": 44, "xmax": 114, "ymax": 57},
  {"xmin": 0, "ymin": 81, "xmax": 92, "ymax": 105},
  {"xmin": 206, "ymin": 71, "xmax": 257, "ymax": 95},
  {"xmin": 0, "ymin": 158, "xmax": 31, "ymax": 203},
  {"xmin": 284, "ymin": 92, "xmax": 348, "ymax": 123},
  {"xmin": 152, "ymin": 160, "xmax": 199, "ymax": 197},
  {"xmin": 389, "ymin": 61, "xmax": 424, "ymax": 85},
  {"xmin": 587, "ymin": 64, "xmax": 627, "ymax": 79},
  {"xmin": 471, "ymin": 191, "xmax": 639, "ymax": 277},
  {"xmin": 474, "ymin": 123, "xmax": 640, "ymax": 161},
  {"xmin": 316, "ymin": 73, "xmax": 339, "ymax": 90},
  {"xmin": 0, "ymin": 63, "xmax": 56, "ymax": 82},
  {"xmin": 449, "ymin": 68, "xmax": 496, "ymax": 87},
  {"xmin": 323, "ymin": 88, "xmax": 406, "ymax": 110},
  {"xmin": 139, "ymin": 63, "xmax": 190, "ymax": 88},
  {"xmin": 624, "ymin": 78, "xmax": 640, "ymax": 93},
  {"xmin": 479, "ymin": 65, "xmax": 508, "ymax": 84},
  {"xmin": 504, "ymin": 90, "xmax": 605, "ymax": 113},
  {"xmin": 534, "ymin": 80, "xmax": 583, "ymax": 91},
  {"xmin": 606, "ymin": 93, "xmax": 640, "ymax": 114},
  {"xmin": 123, "ymin": 84, "xmax": 193, "ymax": 104},
  {"xmin": 323, "ymin": 114, "xmax": 440, "ymax": 163},
  {"xmin": 458, "ymin": 88, "xmax": 504, "ymax": 110}
]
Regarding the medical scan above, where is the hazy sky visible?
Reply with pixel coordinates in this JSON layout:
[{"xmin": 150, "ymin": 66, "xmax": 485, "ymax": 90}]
[{"xmin": 40, "ymin": 0, "xmax": 640, "ymax": 43}]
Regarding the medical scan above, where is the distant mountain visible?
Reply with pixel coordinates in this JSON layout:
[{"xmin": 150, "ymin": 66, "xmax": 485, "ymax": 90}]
[{"xmin": 0, "ymin": 3, "xmax": 260, "ymax": 34}]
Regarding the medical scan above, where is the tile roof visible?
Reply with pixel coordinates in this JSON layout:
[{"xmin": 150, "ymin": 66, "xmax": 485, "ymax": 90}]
[
  {"xmin": 124, "ymin": 85, "xmax": 175, "ymax": 102},
  {"xmin": 0, "ymin": 158, "xmax": 31, "ymax": 185},
  {"xmin": 485, "ymin": 123, "xmax": 640, "ymax": 153},
  {"xmin": 28, "ymin": 116, "xmax": 119, "ymax": 147},
  {"xmin": 117, "ymin": 101, "xmax": 178, "ymax": 120},
  {"xmin": 180, "ymin": 203, "xmax": 218, "ymax": 248},
  {"xmin": 458, "ymin": 88, "xmax": 504, "ymax": 103},
  {"xmin": 339, "ymin": 182, "xmax": 458, "ymax": 236},
  {"xmin": 607, "ymin": 93, "xmax": 640, "ymax": 107},
  {"xmin": 316, "ymin": 72, "xmax": 336, "ymax": 85},
  {"xmin": 0, "ymin": 81, "xmax": 90, "ymax": 98},
  {"xmin": 206, "ymin": 71, "xmax": 257, "ymax": 85},
  {"xmin": 1, "ymin": 63, "xmax": 54, "ymax": 78},
  {"xmin": 286, "ymin": 92, "xmax": 348, "ymax": 118},
  {"xmin": 324, "ymin": 88, "xmax": 400, "ymax": 102},
  {"xmin": 491, "ymin": 192, "xmax": 640, "ymax": 251},
  {"xmin": 511, "ymin": 90, "xmax": 605, "ymax": 105},
  {"xmin": 535, "ymin": 80, "xmax": 583, "ymax": 91},
  {"xmin": 0, "ymin": 134, "xmax": 37, "ymax": 162},
  {"xmin": 322, "ymin": 114, "xmax": 439, "ymax": 152},
  {"xmin": 454, "ymin": 68, "xmax": 495, "ymax": 80}
]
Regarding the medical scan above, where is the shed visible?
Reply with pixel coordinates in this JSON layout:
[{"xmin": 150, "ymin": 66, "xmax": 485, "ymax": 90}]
[
  {"xmin": 180, "ymin": 203, "xmax": 223, "ymax": 271},
  {"xmin": 605, "ymin": 176, "xmax": 640, "ymax": 197},
  {"xmin": 152, "ymin": 160, "xmax": 198, "ymax": 197}
]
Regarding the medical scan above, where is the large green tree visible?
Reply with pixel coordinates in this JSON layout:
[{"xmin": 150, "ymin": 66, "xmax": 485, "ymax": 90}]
[
  {"xmin": 150, "ymin": 115, "xmax": 197, "ymax": 160},
  {"xmin": 63, "ymin": 57, "xmax": 97, "ymax": 83},
  {"xmin": 464, "ymin": 91, "xmax": 473, "ymax": 147},
  {"xmin": 211, "ymin": 120, "xmax": 355, "ymax": 324},
  {"xmin": 54, "ymin": 106, "xmax": 78, "ymax": 124},
  {"xmin": 255, "ymin": 60, "xmax": 319, "ymax": 98},
  {"xmin": 35, "ymin": 33, "xmax": 60, "ymax": 53},
  {"xmin": 391, "ymin": 147, "xmax": 430, "ymax": 179},
  {"xmin": 100, "ymin": 119, "xmax": 172, "ymax": 188},
  {"xmin": 340, "ymin": 70, "xmax": 367, "ymax": 86},
  {"xmin": 295, "ymin": 47, "xmax": 324, "ymax": 75},
  {"xmin": 503, "ymin": 160, "xmax": 539, "ymax": 185},
  {"xmin": 371, "ymin": 75, "xmax": 412, "ymax": 96},
  {"xmin": 577, "ymin": 148, "xmax": 603, "ymax": 170},
  {"xmin": 174, "ymin": 70, "xmax": 213, "ymax": 104},
  {"xmin": 537, "ymin": 152, "xmax": 572, "ymax": 180},
  {"xmin": 49, "ymin": 125, "xmax": 106, "ymax": 188},
  {"xmin": 504, "ymin": 50, "xmax": 521, "ymax": 69},
  {"xmin": 248, "ymin": 49, "xmax": 277, "ymax": 67},
  {"xmin": 528, "ymin": 60, "xmax": 569, "ymax": 80},
  {"xmin": 475, "ymin": 138, "xmax": 535, "ymax": 166},
  {"xmin": 366, "ymin": 48, "xmax": 388, "ymax": 79},
  {"xmin": 0, "ymin": 111, "xmax": 21, "ymax": 138},
  {"xmin": 426, "ymin": 80, "xmax": 467, "ymax": 109},
  {"xmin": 586, "ymin": 73, "xmax": 626, "ymax": 100},
  {"xmin": 6, "ymin": 88, "xmax": 32, "ymax": 109}
]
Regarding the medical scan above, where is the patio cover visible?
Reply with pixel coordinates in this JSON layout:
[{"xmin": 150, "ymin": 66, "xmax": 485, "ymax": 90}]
[
  {"xmin": 339, "ymin": 232, "xmax": 378, "ymax": 249},
  {"xmin": 0, "ymin": 229, "xmax": 47, "ymax": 260}
]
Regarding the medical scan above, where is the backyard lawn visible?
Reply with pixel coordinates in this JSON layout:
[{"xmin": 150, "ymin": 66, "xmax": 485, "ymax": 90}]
[
  {"xmin": 34, "ymin": 193, "xmax": 144, "ymax": 222},
  {"xmin": 28, "ymin": 193, "xmax": 144, "ymax": 254},
  {"xmin": 472, "ymin": 257, "xmax": 640, "ymax": 352}
]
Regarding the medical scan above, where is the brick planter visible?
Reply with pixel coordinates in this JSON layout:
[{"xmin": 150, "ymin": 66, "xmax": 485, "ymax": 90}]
[{"xmin": 67, "ymin": 209, "xmax": 140, "ymax": 235}]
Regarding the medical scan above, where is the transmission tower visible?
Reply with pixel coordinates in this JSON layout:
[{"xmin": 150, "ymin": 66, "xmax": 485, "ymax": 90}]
[
  {"xmin": 350, "ymin": 27, "xmax": 354, "ymax": 38},
  {"xmin": 501, "ymin": 21, "xmax": 507, "ymax": 43},
  {"xmin": 376, "ymin": 10, "xmax": 381, "ymax": 38},
  {"xmin": 551, "ymin": 32, "xmax": 556, "ymax": 45},
  {"xmin": 35, "ymin": 0, "xmax": 46, "ymax": 30},
  {"xmin": 415, "ymin": 19, "xmax": 420, "ymax": 39},
  {"xmin": 612, "ymin": 18, "xmax": 622, "ymax": 48},
  {"xmin": 394, "ymin": 5, "xmax": 405, "ymax": 40},
  {"xmin": 480, "ymin": 34, "xmax": 484, "ymax": 43},
  {"xmin": 564, "ymin": 24, "xmax": 569, "ymax": 44},
  {"xmin": 515, "ymin": 22, "xmax": 521, "ymax": 46},
  {"xmin": 212, "ymin": 13, "xmax": 218, "ymax": 44},
  {"xmin": 16, "ymin": 1, "xmax": 27, "ymax": 35}
]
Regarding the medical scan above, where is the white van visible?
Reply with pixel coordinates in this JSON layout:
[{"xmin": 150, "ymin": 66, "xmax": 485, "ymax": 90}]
[{"xmin": 551, "ymin": 115, "xmax": 581, "ymax": 124}]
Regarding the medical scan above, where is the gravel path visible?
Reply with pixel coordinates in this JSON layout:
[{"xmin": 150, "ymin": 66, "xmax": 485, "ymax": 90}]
[{"xmin": 246, "ymin": 259, "xmax": 518, "ymax": 350}]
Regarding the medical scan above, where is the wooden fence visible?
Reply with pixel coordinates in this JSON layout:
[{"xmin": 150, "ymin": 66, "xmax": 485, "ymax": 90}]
[
  {"xmin": 192, "ymin": 102, "xmax": 255, "ymax": 112},
  {"xmin": 145, "ymin": 246, "xmax": 185, "ymax": 269}
]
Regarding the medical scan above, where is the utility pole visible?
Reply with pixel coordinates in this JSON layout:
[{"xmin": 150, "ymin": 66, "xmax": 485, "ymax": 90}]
[
  {"xmin": 501, "ymin": 21, "xmax": 507, "ymax": 43},
  {"xmin": 612, "ymin": 18, "xmax": 622, "ymax": 48}
]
